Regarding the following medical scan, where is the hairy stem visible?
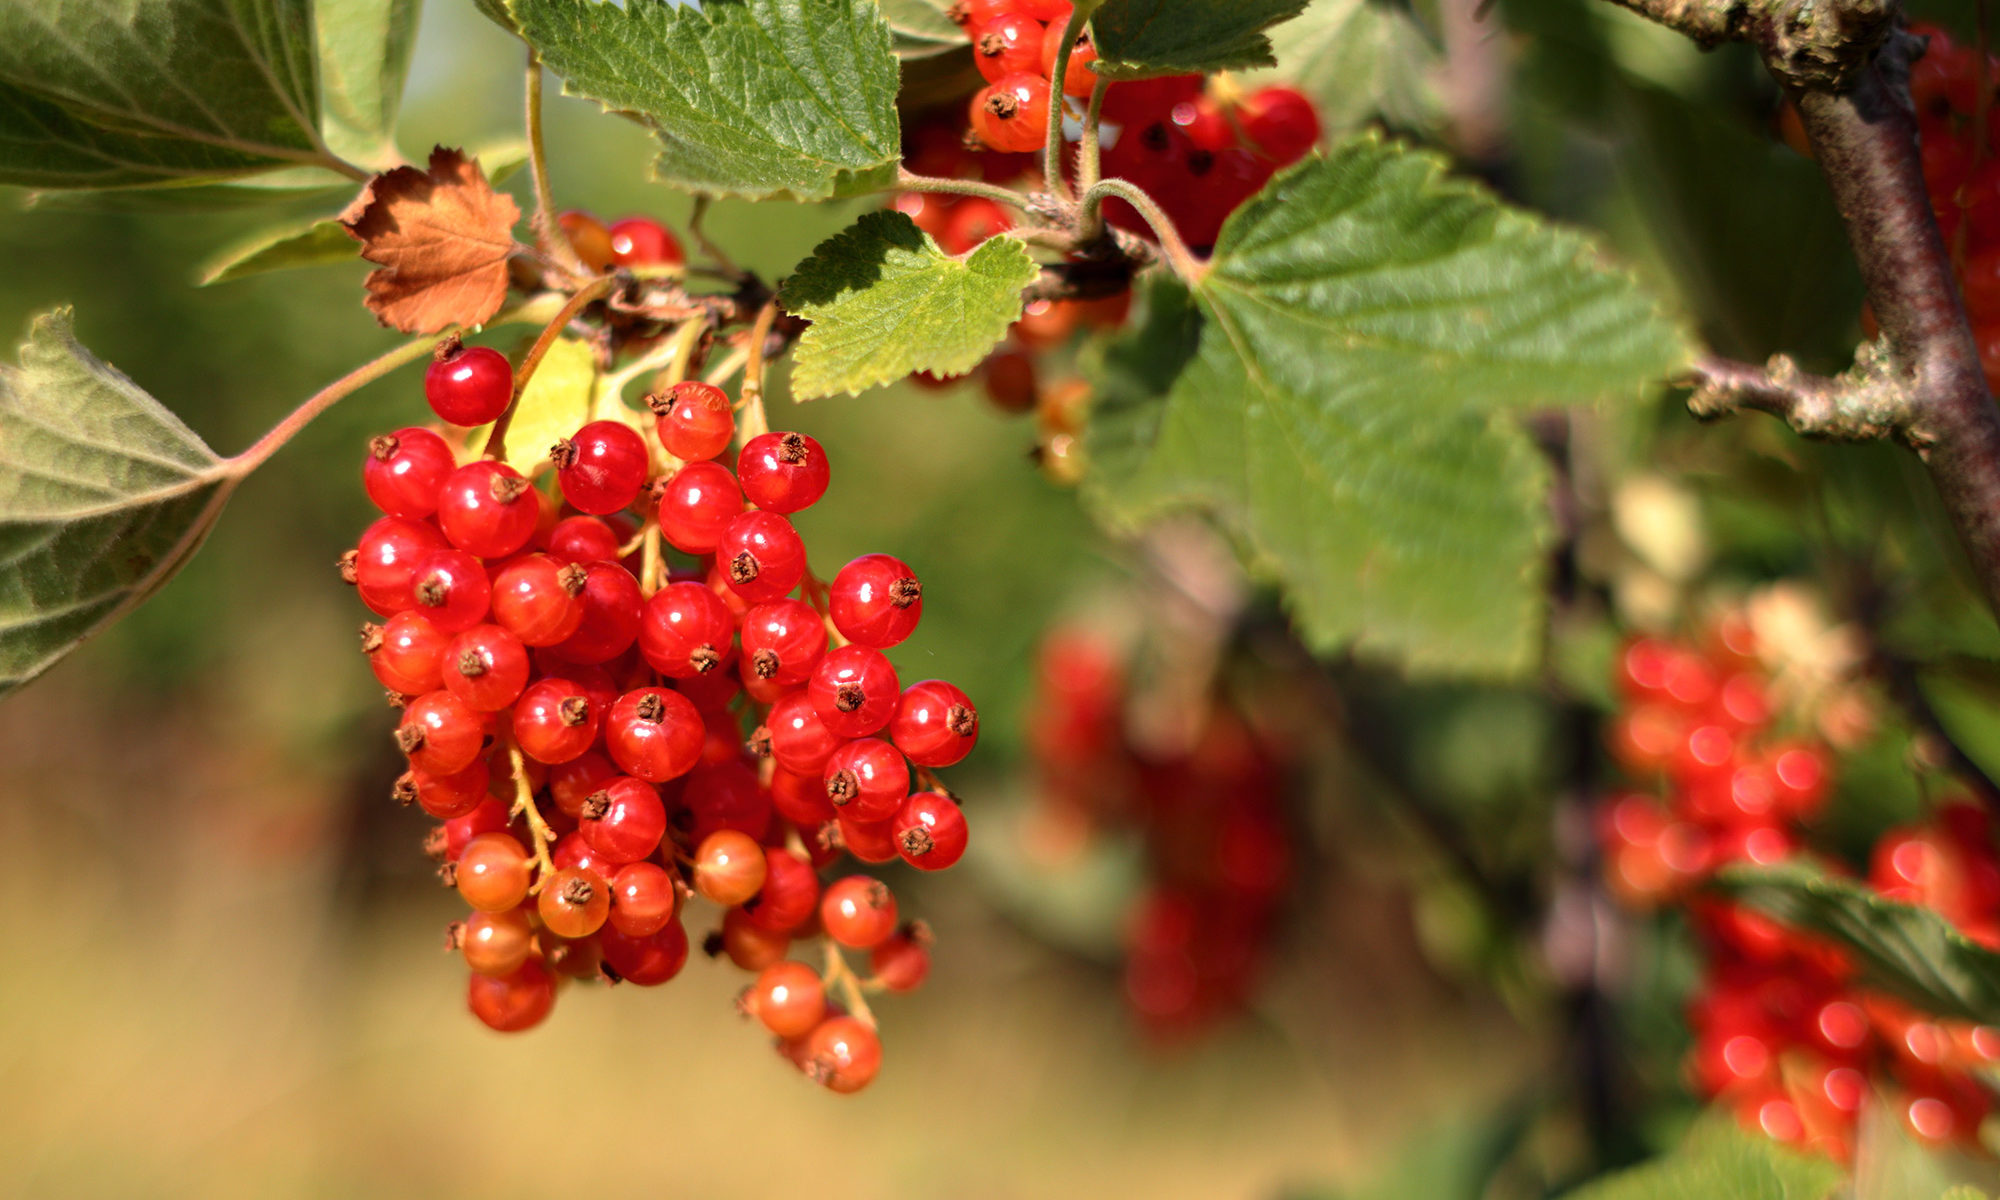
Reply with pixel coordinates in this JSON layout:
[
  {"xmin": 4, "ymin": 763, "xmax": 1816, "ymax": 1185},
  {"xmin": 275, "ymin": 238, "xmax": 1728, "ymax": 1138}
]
[
  {"xmin": 1075, "ymin": 77, "xmax": 1112, "ymax": 242},
  {"xmin": 894, "ymin": 167, "xmax": 1034, "ymax": 213},
  {"xmin": 526, "ymin": 50, "xmax": 590, "ymax": 280},
  {"xmin": 1042, "ymin": 5, "xmax": 1090, "ymax": 201},
  {"xmin": 1081, "ymin": 178, "xmax": 1205, "ymax": 283}
]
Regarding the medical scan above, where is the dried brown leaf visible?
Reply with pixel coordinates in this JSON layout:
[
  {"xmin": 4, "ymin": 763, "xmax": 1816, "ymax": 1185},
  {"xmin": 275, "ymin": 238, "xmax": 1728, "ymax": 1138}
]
[{"xmin": 341, "ymin": 146, "xmax": 522, "ymax": 334}]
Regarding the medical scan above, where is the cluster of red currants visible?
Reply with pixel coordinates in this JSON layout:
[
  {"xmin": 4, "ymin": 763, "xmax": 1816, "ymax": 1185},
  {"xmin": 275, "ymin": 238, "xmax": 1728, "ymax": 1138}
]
[
  {"xmin": 1906, "ymin": 23, "xmax": 2000, "ymax": 390},
  {"xmin": 343, "ymin": 299, "xmax": 976, "ymax": 1094},
  {"xmin": 1597, "ymin": 618, "xmax": 2000, "ymax": 1157},
  {"xmin": 1026, "ymin": 629, "xmax": 1292, "ymax": 1041}
]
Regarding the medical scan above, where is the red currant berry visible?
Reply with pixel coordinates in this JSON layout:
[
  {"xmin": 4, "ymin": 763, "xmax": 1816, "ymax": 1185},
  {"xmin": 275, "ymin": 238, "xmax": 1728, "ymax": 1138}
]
[
  {"xmin": 683, "ymin": 760, "xmax": 773, "ymax": 843},
  {"xmin": 1039, "ymin": 22, "xmax": 1097, "ymax": 96},
  {"xmin": 552, "ymin": 420, "xmax": 649, "ymax": 515},
  {"xmin": 823, "ymin": 737, "xmax": 910, "ymax": 824},
  {"xmin": 740, "ymin": 599, "xmax": 827, "ymax": 687},
  {"xmin": 837, "ymin": 814, "xmax": 900, "ymax": 864},
  {"xmin": 971, "ymin": 73, "xmax": 1051, "ymax": 154},
  {"xmin": 551, "ymin": 831, "xmax": 623, "ymax": 881},
  {"xmin": 426, "ymin": 339, "xmax": 513, "ymax": 427},
  {"xmin": 441, "ymin": 797, "xmax": 510, "ymax": 860},
  {"xmin": 694, "ymin": 828, "xmax": 769, "ymax": 906},
  {"xmin": 437, "ymin": 461, "xmax": 539, "ymax": 558},
  {"xmin": 546, "ymin": 514, "xmax": 623, "ymax": 564},
  {"xmin": 1239, "ymin": 86, "xmax": 1320, "ymax": 166},
  {"xmin": 870, "ymin": 931, "xmax": 931, "ymax": 992},
  {"xmin": 717, "ymin": 511, "xmax": 808, "ymax": 604},
  {"xmin": 545, "ymin": 933, "xmax": 605, "ymax": 981},
  {"xmin": 600, "ymin": 917, "xmax": 690, "ymax": 985},
  {"xmin": 771, "ymin": 766, "xmax": 840, "ymax": 826},
  {"xmin": 737, "ymin": 431, "xmax": 831, "ymax": 513},
  {"xmin": 513, "ymin": 677, "xmax": 601, "ymax": 764},
  {"xmin": 456, "ymin": 831, "xmax": 532, "ymax": 911},
  {"xmin": 404, "ymin": 757, "xmax": 491, "ymax": 819},
  {"xmin": 809, "ymin": 644, "xmax": 902, "ymax": 738},
  {"xmin": 353, "ymin": 516, "xmax": 447, "ymax": 614},
  {"xmin": 746, "ymin": 961, "xmax": 827, "ymax": 1038},
  {"xmin": 538, "ymin": 866, "xmax": 611, "ymax": 938},
  {"xmin": 759, "ymin": 689, "xmax": 842, "ymax": 776},
  {"xmin": 442, "ymin": 624, "xmax": 531, "ymax": 711},
  {"xmin": 397, "ymin": 689, "xmax": 488, "ymax": 775},
  {"xmin": 981, "ymin": 348, "xmax": 1038, "ymax": 412},
  {"xmin": 1015, "ymin": 0, "xmax": 1071, "ymax": 19},
  {"xmin": 639, "ymin": 580, "xmax": 736, "ymax": 678},
  {"xmin": 890, "ymin": 679, "xmax": 979, "ymax": 768},
  {"xmin": 716, "ymin": 906, "xmax": 791, "ymax": 970},
  {"xmin": 608, "ymin": 861, "xmax": 677, "ymax": 937},
  {"xmin": 820, "ymin": 876, "xmax": 899, "ymax": 949},
  {"xmin": 746, "ymin": 847, "xmax": 819, "ymax": 933},
  {"xmin": 605, "ymin": 687, "xmax": 704, "ymax": 782},
  {"xmin": 364, "ymin": 611, "xmax": 447, "ymax": 695},
  {"xmin": 828, "ymin": 554, "xmax": 923, "ymax": 648},
  {"xmin": 546, "ymin": 560, "xmax": 643, "ymax": 664},
  {"xmin": 559, "ymin": 209, "xmax": 616, "ymax": 272},
  {"xmin": 650, "ymin": 380, "xmax": 735, "ymax": 461},
  {"xmin": 459, "ymin": 907, "xmax": 534, "ymax": 976},
  {"xmin": 893, "ymin": 791, "xmax": 968, "ymax": 870},
  {"xmin": 363, "ymin": 427, "xmax": 455, "ymax": 519},
  {"xmin": 490, "ymin": 554, "xmax": 588, "ymax": 646},
  {"xmin": 580, "ymin": 775, "xmax": 667, "ymax": 863},
  {"xmin": 467, "ymin": 958, "xmax": 555, "ymax": 1032},
  {"xmin": 608, "ymin": 216, "xmax": 684, "ymax": 267},
  {"xmin": 677, "ymin": 659, "xmax": 743, "ymax": 712},
  {"xmin": 548, "ymin": 751, "xmax": 620, "ymax": 820},
  {"xmin": 801, "ymin": 1015, "xmax": 882, "ymax": 1093},
  {"xmin": 655, "ymin": 460, "xmax": 743, "ymax": 554},
  {"xmin": 948, "ymin": 0, "xmax": 1011, "ymax": 25},
  {"xmin": 971, "ymin": 11, "xmax": 1044, "ymax": 83},
  {"xmin": 407, "ymin": 547, "xmax": 492, "ymax": 634}
]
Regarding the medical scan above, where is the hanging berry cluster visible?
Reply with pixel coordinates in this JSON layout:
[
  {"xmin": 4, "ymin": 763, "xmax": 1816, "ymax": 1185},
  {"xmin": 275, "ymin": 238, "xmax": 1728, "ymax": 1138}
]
[
  {"xmin": 1024, "ymin": 627, "xmax": 1293, "ymax": 1041},
  {"xmin": 343, "ymin": 263, "xmax": 978, "ymax": 1094},
  {"xmin": 1596, "ymin": 614, "xmax": 2000, "ymax": 1159}
]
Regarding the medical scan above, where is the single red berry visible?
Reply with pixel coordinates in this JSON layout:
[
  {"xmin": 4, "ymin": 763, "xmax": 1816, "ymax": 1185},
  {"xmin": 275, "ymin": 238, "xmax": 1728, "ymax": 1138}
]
[
  {"xmin": 716, "ymin": 906, "xmax": 792, "ymax": 970},
  {"xmin": 893, "ymin": 790, "xmax": 968, "ymax": 870},
  {"xmin": 551, "ymin": 831, "xmax": 624, "ymax": 881},
  {"xmin": 513, "ymin": 677, "xmax": 601, "ymax": 764},
  {"xmin": 437, "ymin": 461, "xmax": 539, "ymax": 559},
  {"xmin": 545, "ymin": 514, "xmax": 623, "ymax": 564},
  {"xmin": 608, "ymin": 861, "xmax": 677, "ymax": 937},
  {"xmin": 552, "ymin": 420, "xmax": 649, "ymax": 515},
  {"xmin": 426, "ymin": 340, "xmax": 514, "ymax": 427},
  {"xmin": 545, "ymin": 560, "xmax": 643, "ymax": 664},
  {"xmin": 442, "ymin": 798, "xmax": 511, "ymax": 860},
  {"xmin": 442, "ymin": 624, "xmax": 531, "ymax": 712},
  {"xmin": 397, "ymin": 689, "xmax": 488, "ymax": 775},
  {"xmin": 363, "ymin": 428, "xmax": 455, "ymax": 519},
  {"xmin": 404, "ymin": 757, "xmax": 491, "ymax": 819},
  {"xmin": 490, "ymin": 554, "xmax": 588, "ymax": 646},
  {"xmin": 808, "ymin": 644, "xmax": 902, "ymax": 738},
  {"xmin": 972, "ymin": 11, "xmax": 1045, "ymax": 83},
  {"xmin": 365, "ymin": 610, "xmax": 448, "ymax": 695},
  {"xmin": 820, "ymin": 876, "xmax": 900, "ymax": 949},
  {"xmin": 1167, "ymin": 96, "xmax": 1234, "ymax": 152},
  {"xmin": 948, "ymin": 0, "xmax": 1012, "ymax": 25},
  {"xmin": 890, "ymin": 679, "xmax": 979, "ymax": 767},
  {"xmin": 459, "ymin": 907, "xmax": 534, "ymax": 977},
  {"xmin": 639, "ymin": 580, "xmax": 737, "ymax": 678},
  {"xmin": 467, "ymin": 958, "xmax": 555, "ymax": 1032},
  {"xmin": 746, "ymin": 961, "xmax": 827, "ymax": 1038},
  {"xmin": 651, "ymin": 381, "xmax": 735, "ymax": 461},
  {"xmin": 407, "ymin": 547, "xmax": 493, "ymax": 634},
  {"xmin": 740, "ymin": 599, "xmax": 828, "ymax": 687},
  {"xmin": 1239, "ymin": 86, "xmax": 1320, "ymax": 166},
  {"xmin": 353, "ymin": 516, "xmax": 448, "ymax": 614},
  {"xmin": 559, "ymin": 209, "xmax": 616, "ymax": 271},
  {"xmin": 600, "ymin": 917, "xmax": 689, "ymax": 985},
  {"xmin": 605, "ymin": 687, "xmax": 704, "ymax": 782},
  {"xmin": 980, "ymin": 349, "xmax": 1038, "ymax": 412},
  {"xmin": 655, "ymin": 460, "xmax": 744, "ymax": 554},
  {"xmin": 828, "ymin": 555, "xmax": 923, "ymax": 648},
  {"xmin": 537, "ymin": 866, "xmax": 611, "ymax": 938},
  {"xmin": 693, "ymin": 828, "xmax": 768, "ymax": 905},
  {"xmin": 801, "ymin": 1014, "xmax": 883, "ymax": 1093},
  {"xmin": 677, "ymin": 660, "xmax": 743, "ymax": 713},
  {"xmin": 608, "ymin": 216, "xmax": 685, "ymax": 267},
  {"xmin": 836, "ymin": 814, "xmax": 900, "ymax": 864},
  {"xmin": 716, "ymin": 511, "xmax": 808, "ymax": 604},
  {"xmin": 971, "ymin": 73, "xmax": 1051, "ymax": 154},
  {"xmin": 760, "ymin": 689, "xmax": 842, "ymax": 776},
  {"xmin": 746, "ymin": 848, "xmax": 819, "ymax": 933},
  {"xmin": 682, "ymin": 759, "xmax": 773, "ymax": 843},
  {"xmin": 737, "ymin": 431, "xmax": 831, "ymax": 513},
  {"xmin": 870, "ymin": 931, "xmax": 932, "ymax": 992},
  {"xmin": 580, "ymin": 775, "xmax": 668, "ymax": 863},
  {"xmin": 548, "ymin": 751, "xmax": 620, "ymax": 820},
  {"xmin": 771, "ymin": 765, "xmax": 840, "ymax": 826},
  {"xmin": 823, "ymin": 737, "xmax": 910, "ymax": 824},
  {"xmin": 1039, "ymin": 21, "xmax": 1097, "ymax": 96},
  {"xmin": 457, "ymin": 831, "xmax": 532, "ymax": 911},
  {"xmin": 1015, "ymin": 0, "xmax": 1072, "ymax": 19}
]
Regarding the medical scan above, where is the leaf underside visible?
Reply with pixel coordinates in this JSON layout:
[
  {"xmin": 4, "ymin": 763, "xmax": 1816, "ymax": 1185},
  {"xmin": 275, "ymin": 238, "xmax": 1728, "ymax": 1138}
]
[{"xmin": 1089, "ymin": 0, "xmax": 1311, "ymax": 80}]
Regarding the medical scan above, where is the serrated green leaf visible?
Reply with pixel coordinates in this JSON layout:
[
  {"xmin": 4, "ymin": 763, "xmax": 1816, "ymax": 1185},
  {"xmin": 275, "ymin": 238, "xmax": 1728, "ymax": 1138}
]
[
  {"xmin": 197, "ymin": 215, "xmax": 355, "ymax": 285},
  {"xmin": 781, "ymin": 211, "xmax": 1039, "ymax": 399},
  {"xmin": 316, "ymin": 0, "xmax": 420, "ymax": 170},
  {"xmin": 1090, "ymin": 0, "xmax": 1310, "ymax": 80},
  {"xmin": 1083, "ymin": 135, "xmax": 1691, "ymax": 676},
  {"xmin": 485, "ymin": 337, "xmax": 599, "ymax": 476},
  {"xmin": 1240, "ymin": 0, "xmax": 1443, "ymax": 135},
  {"xmin": 1718, "ymin": 862, "xmax": 2000, "ymax": 1026},
  {"xmin": 1558, "ymin": 1115, "xmax": 1841, "ymax": 1200},
  {"xmin": 508, "ymin": 0, "xmax": 902, "ymax": 201},
  {"xmin": 0, "ymin": 309, "xmax": 244, "ymax": 698},
  {"xmin": 0, "ymin": 78, "xmax": 292, "ymax": 190},
  {"xmin": 879, "ymin": 0, "xmax": 967, "ymax": 59}
]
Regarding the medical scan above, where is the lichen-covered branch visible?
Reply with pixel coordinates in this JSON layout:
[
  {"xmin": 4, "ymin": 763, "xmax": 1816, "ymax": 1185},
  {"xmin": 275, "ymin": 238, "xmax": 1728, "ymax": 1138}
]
[{"xmin": 1598, "ymin": 0, "xmax": 1894, "ymax": 88}]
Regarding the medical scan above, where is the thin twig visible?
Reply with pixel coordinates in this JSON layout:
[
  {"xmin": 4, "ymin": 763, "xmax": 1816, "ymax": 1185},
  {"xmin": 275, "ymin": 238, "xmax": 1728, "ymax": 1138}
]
[
  {"xmin": 526, "ymin": 49, "xmax": 590, "ymax": 280},
  {"xmin": 1081, "ymin": 178, "xmax": 1205, "ymax": 283},
  {"xmin": 484, "ymin": 276, "xmax": 617, "ymax": 460},
  {"xmin": 894, "ymin": 167, "xmax": 1034, "ymax": 212},
  {"xmin": 507, "ymin": 740, "xmax": 558, "ymax": 888},
  {"xmin": 687, "ymin": 196, "xmax": 747, "ymax": 282},
  {"xmin": 1042, "ymin": 4, "xmax": 1090, "ymax": 200}
]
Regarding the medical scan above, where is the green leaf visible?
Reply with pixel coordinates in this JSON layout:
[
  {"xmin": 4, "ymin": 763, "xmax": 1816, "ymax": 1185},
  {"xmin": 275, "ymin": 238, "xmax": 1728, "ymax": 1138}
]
[
  {"xmin": 18, "ymin": 164, "xmax": 355, "ymax": 210},
  {"xmin": 1558, "ymin": 1115, "xmax": 1841, "ymax": 1200},
  {"xmin": 508, "ymin": 0, "xmax": 902, "ymax": 201},
  {"xmin": 0, "ymin": 0, "xmax": 327, "ymax": 188},
  {"xmin": 879, "ymin": 0, "xmax": 967, "ymax": 59},
  {"xmin": 1717, "ymin": 862, "xmax": 2000, "ymax": 1026},
  {"xmin": 1090, "ymin": 0, "xmax": 1311, "ymax": 80},
  {"xmin": 472, "ymin": 0, "xmax": 520, "ymax": 36},
  {"xmin": 781, "ymin": 211, "xmax": 1040, "ymax": 399},
  {"xmin": 196, "ymin": 215, "xmax": 355, "ymax": 285},
  {"xmin": 315, "ymin": 0, "xmax": 420, "ymax": 170},
  {"xmin": 1240, "ymin": 0, "xmax": 1443, "ymax": 134},
  {"xmin": 0, "ymin": 309, "xmax": 243, "ymax": 698},
  {"xmin": 1083, "ymin": 135, "xmax": 1691, "ymax": 676},
  {"xmin": 484, "ymin": 337, "xmax": 599, "ymax": 476}
]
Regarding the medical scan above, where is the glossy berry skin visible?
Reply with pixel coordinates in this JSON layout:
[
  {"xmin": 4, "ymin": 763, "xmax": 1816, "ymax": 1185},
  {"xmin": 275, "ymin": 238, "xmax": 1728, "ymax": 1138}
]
[
  {"xmin": 551, "ymin": 832, "xmax": 623, "ymax": 882},
  {"xmin": 739, "ymin": 599, "xmax": 827, "ymax": 687},
  {"xmin": 426, "ymin": 342, "xmax": 513, "ymax": 427},
  {"xmin": 559, "ymin": 209, "xmax": 615, "ymax": 272},
  {"xmin": 1039, "ymin": 21, "xmax": 1097, "ymax": 96},
  {"xmin": 870, "ymin": 934, "xmax": 931, "ymax": 992},
  {"xmin": 1240, "ymin": 86, "xmax": 1321, "ymax": 166},
  {"xmin": 770, "ymin": 766, "xmax": 839, "ymax": 826},
  {"xmin": 605, "ymin": 687, "xmax": 704, "ymax": 782},
  {"xmin": 693, "ymin": 828, "xmax": 769, "ymax": 906},
  {"xmin": 548, "ymin": 751, "xmax": 619, "ymax": 819},
  {"xmin": 437, "ymin": 461, "xmax": 539, "ymax": 558},
  {"xmin": 890, "ymin": 679, "xmax": 979, "ymax": 767},
  {"xmin": 651, "ymin": 381, "xmax": 735, "ymax": 461},
  {"xmin": 537, "ymin": 866, "xmax": 611, "ymax": 938},
  {"xmin": 406, "ymin": 758, "xmax": 489, "ymax": 819},
  {"xmin": 682, "ymin": 760, "xmax": 772, "ymax": 843},
  {"xmin": 599, "ymin": 918, "xmax": 689, "ymax": 985},
  {"xmin": 639, "ymin": 580, "xmax": 737, "ymax": 678},
  {"xmin": 512, "ymin": 677, "xmax": 601, "ymax": 764},
  {"xmin": 467, "ymin": 959, "xmax": 555, "ymax": 1032},
  {"xmin": 971, "ymin": 12, "xmax": 1044, "ymax": 83},
  {"xmin": 655, "ymin": 461, "xmax": 743, "ymax": 554},
  {"xmin": 1014, "ymin": 0, "xmax": 1072, "ymax": 19},
  {"xmin": 608, "ymin": 861, "xmax": 677, "ymax": 937},
  {"xmin": 546, "ymin": 515, "xmax": 622, "ymax": 564},
  {"xmin": 717, "ymin": 511, "xmax": 808, "ymax": 604},
  {"xmin": 363, "ymin": 428, "xmax": 455, "ymax": 518},
  {"xmin": 761, "ymin": 690, "xmax": 842, "ymax": 775},
  {"xmin": 457, "ymin": 832, "xmax": 532, "ymax": 912},
  {"xmin": 409, "ymin": 548, "xmax": 492, "ymax": 634},
  {"xmin": 442, "ymin": 624, "xmax": 531, "ymax": 711},
  {"xmin": 491, "ymin": 554, "xmax": 588, "ymax": 646},
  {"xmin": 737, "ymin": 431, "xmax": 831, "ymax": 513},
  {"xmin": 353, "ymin": 516, "xmax": 447, "ymax": 614},
  {"xmin": 809, "ymin": 644, "xmax": 902, "ymax": 739},
  {"xmin": 442, "ymin": 798, "xmax": 511, "ymax": 860},
  {"xmin": 746, "ymin": 848, "xmax": 819, "ymax": 933},
  {"xmin": 836, "ymin": 814, "xmax": 901, "ymax": 864},
  {"xmin": 553, "ymin": 420, "xmax": 649, "ymax": 515},
  {"xmin": 397, "ymin": 689, "xmax": 487, "ymax": 775},
  {"xmin": 580, "ymin": 776, "xmax": 667, "ymax": 863},
  {"xmin": 893, "ymin": 790, "xmax": 968, "ymax": 870},
  {"xmin": 972, "ymin": 73, "xmax": 1050, "ymax": 154},
  {"xmin": 460, "ymin": 907, "xmax": 534, "ymax": 976},
  {"xmin": 547, "ymin": 561, "xmax": 643, "ymax": 665},
  {"xmin": 801, "ymin": 1015, "xmax": 883, "ymax": 1094},
  {"xmin": 820, "ymin": 875, "xmax": 900, "ymax": 949},
  {"xmin": 366, "ymin": 610, "xmax": 448, "ymax": 695},
  {"xmin": 746, "ymin": 961, "xmax": 826, "ymax": 1038},
  {"xmin": 823, "ymin": 737, "xmax": 910, "ymax": 824},
  {"xmin": 607, "ymin": 216, "xmax": 684, "ymax": 267},
  {"xmin": 828, "ymin": 554, "xmax": 923, "ymax": 649}
]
